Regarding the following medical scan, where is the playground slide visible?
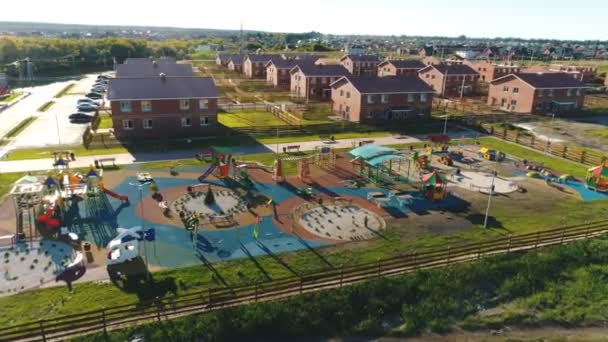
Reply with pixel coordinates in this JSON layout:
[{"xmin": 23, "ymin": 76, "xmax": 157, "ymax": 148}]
[
  {"xmin": 102, "ymin": 187, "xmax": 129, "ymax": 202},
  {"xmin": 36, "ymin": 206, "xmax": 61, "ymax": 229},
  {"xmin": 198, "ymin": 164, "xmax": 217, "ymax": 182}
]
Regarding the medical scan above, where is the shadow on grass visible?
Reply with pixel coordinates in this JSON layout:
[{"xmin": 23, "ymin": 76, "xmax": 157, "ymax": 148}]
[
  {"xmin": 255, "ymin": 239, "xmax": 299, "ymax": 276},
  {"xmin": 240, "ymin": 242, "xmax": 272, "ymax": 281}
]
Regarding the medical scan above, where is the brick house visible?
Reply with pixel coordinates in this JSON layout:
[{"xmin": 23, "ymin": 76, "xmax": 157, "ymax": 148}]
[
  {"xmin": 227, "ymin": 55, "xmax": 245, "ymax": 73},
  {"xmin": 216, "ymin": 53, "xmax": 235, "ymax": 66},
  {"xmin": 377, "ymin": 60, "xmax": 426, "ymax": 77},
  {"xmin": 487, "ymin": 73, "xmax": 587, "ymax": 114},
  {"xmin": 266, "ymin": 59, "xmax": 309, "ymax": 88},
  {"xmin": 340, "ymin": 55, "xmax": 381, "ymax": 76},
  {"xmin": 290, "ymin": 64, "xmax": 349, "ymax": 101},
  {"xmin": 330, "ymin": 76, "xmax": 434, "ymax": 123},
  {"xmin": 418, "ymin": 64, "xmax": 480, "ymax": 97},
  {"xmin": 549, "ymin": 64, "xmax": 597, "ymax": 82},
  {"xmin": 107, "ymin": 75, "xmax": 219, "ymax": 140},
  {"xmin": 463, "ymin": 60, "xmax": 522, "ymax": 82},
  {"xmin": 243, "ymin": 54, "xmax": 281, "ymax": 78}
]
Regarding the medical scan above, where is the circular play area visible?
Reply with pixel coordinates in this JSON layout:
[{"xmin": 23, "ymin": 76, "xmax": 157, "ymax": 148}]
[
  {"xmin": 449, "ymin": 171, "xmax": 519, "ymax": 194},
  {"xmin": 297, "ymin": 203, "xmax": 385, "ymax": 241},
  {"xmin": 1, "ymin": 240, "xmax": 77, "ymax": 295},
  {"xmin": 170, "ymin": 186, "xmax": 247, "ymax": 219}
]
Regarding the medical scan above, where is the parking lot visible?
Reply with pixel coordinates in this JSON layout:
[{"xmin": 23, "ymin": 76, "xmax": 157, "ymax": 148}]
[{"xmin": 3, "ymin": 73, "xmax": 105, "ymax": 149}]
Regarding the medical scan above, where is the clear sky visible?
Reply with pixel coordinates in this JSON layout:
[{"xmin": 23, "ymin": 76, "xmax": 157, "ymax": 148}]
[{"xmin": 1, "ymin": 0, "xmax": 607, "ymax": 40}]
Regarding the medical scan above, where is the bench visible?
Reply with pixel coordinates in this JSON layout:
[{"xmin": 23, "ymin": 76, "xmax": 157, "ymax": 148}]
[
  {"xmin": 285, "ymin": 145, "xmax": 300, "ymax": 153},
  {"xmin": 96, "ymin": 158, "xmax": 116, "ymax": 169}
]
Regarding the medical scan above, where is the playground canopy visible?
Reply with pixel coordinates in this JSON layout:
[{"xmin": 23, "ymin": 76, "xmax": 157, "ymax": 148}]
[
  {"xmin": 349, "ymin": 144, "xmax": 404, "ymax": 167},
  {"xmin": 421, "ymin": 171, "xmax": 447, "ymax": 185},
  {"xmin": 588, "ymin": 164, "xmax": 608, "ymax": 177}
]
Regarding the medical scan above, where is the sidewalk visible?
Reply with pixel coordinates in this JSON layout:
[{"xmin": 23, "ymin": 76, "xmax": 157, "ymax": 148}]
[{"xmin": 0, "ymin": 135, "xmax": 421, "ymax": 173}]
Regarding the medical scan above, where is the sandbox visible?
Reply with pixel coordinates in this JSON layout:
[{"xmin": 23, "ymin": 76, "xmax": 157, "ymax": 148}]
[
  {"xmin": 297, "ymin": 204, "xmax": 385, "ymax": 241},
  {"xmin": 449, "ymin": 171, "xmax": 519, "ymax": 194}
]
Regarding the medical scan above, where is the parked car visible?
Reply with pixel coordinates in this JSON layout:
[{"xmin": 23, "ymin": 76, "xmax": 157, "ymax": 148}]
[
  {"xmin": 85, "ymin": 92, "xmax": 103, "ymax": 100},
  {"xmin": 77, "ymin": 103, "xmax": 99, "ymax": 111},
  {"xmin": 77, "ymin": 98, "xmax": 100, "ymax": 106},
  {"xmin": 91, "ymin": 87, "xmax": 106, "ymax": 94},
  {"xmin": 70, "ymin": 116, "xmax": 93, "ymax": 124},
  {"xmin": 97, "ymin": 75, "xmax": 109, "ymax": 80},
  {"xmin": 69, "ymin": 112, "xmax": 94, "ymax": 120}
]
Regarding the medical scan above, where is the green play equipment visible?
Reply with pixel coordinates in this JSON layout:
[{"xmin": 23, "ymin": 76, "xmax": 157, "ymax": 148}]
[{"xmin": 349, "ymin": 144, "xmax": 409, "ymax": 184}]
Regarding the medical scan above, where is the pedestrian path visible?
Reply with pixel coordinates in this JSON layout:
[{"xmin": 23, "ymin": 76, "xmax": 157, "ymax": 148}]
[{"xmin": 0, "ymin": 135, "xmax": 422, "ymax": 173}]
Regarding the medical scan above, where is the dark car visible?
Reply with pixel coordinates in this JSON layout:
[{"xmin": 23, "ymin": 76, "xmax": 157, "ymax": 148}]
[
  {"xmin": 70, "ymin": 115, "xmax": 93, "ymax": 124},
  {"xmin": 69, "ymin": 112, "xmax": 94, "ymax": 120},
  {"xmin": 85, "ymin": 92, "xmax": 103, "ymax": 100},
  {"xmin": 97, "ymin": 75, "xmax": 109, "ymax": 80},
  {"xmin": 77, "ymin": 103, "xmax": 99, "ymax": 112}
]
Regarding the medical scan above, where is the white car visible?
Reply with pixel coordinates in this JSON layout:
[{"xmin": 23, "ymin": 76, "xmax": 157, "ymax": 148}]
[
  {"xmin": 77, "ymin": 98, "xmax": 101, "ymax": 106},
  {"xmin": 106, "ymin": 227, "xmax": 144, "ymax": 265}
]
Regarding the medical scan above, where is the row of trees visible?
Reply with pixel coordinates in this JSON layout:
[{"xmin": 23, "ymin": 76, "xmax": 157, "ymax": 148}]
[{"xmin": 0, "ymin": 36, "xmax": 205, "ymax": 76}]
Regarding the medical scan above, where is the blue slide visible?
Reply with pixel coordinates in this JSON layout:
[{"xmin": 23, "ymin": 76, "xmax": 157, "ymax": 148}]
[{"xmin": 198, "ymin": 165, "xmax": 217, "ymax": 182}]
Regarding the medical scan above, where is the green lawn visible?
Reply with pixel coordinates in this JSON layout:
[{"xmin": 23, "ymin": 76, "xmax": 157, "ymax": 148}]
[
  {"xmin": 54, "ymin": 83, "xmax": 75, "ymax": 98},
  {"xmin": 37, "ymin": 101, "xmax": 55, "ymax": 112},
  {"xmin": 219, "ymin": 111, "xmax": 290, "ymax": 127},
  {"xmin": 0, "ymin": 91, "xmax": 23, "ymax": 103},
  {"xmin": 256, "ymin": 130, "xmax": 392, "ymax": 145},
  {"xmin": 4, "ymin": 117, "xmax": 36, "ymax": 139},
  {"xmin": 97, "ymin": 114, "xmax": 113, "ymax": 129},
  {"xmin": 478, "ymin": 136, "xmax": 588, "ymax": 178}
]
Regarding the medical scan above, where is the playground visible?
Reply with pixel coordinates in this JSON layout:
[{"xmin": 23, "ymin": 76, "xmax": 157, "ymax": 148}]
[{"xmin": 0, "ymin": 139, "xmax": 606, "ymax": 295}]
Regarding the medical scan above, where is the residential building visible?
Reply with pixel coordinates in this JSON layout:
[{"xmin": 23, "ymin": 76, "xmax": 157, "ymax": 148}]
[
  {"xmin": 243, "ymin": 54, "xmax": 281, "ymax": 78},
  {"xmin": 345, "ymin": 44, "xmax": 366, "ymax": 55},
  {"xmin": 418, "ymin": 64, "xmax": 480, "ymax": 97},
  {"xmin": 549, "ymin": 64, "xmax": 597, "ymax": 82},
  {"xmin": 227, "ymin": 55, "xmax": 245, "ymax": 73},
  {"xmin": 377, "ymin": 60, "xmax": 426, "ymax": 77},
  {"xmin": 114, "ymin": 61, "xmax": 194, "ymax": 78},
  {"xmin": 124, "ymin": 58, "xmax": 176, "ymax": 64},
  {"xmin": 330, "ymin": 76, "xmax": 434, "ymax": 123},
  {"xmin": 340, "ymin": 55, "xmax": 381, "ymax": 76},
  {"xmin": 290, "ymin": 64, "xmax": 349, "ymax": 101},
  {"xmin": 216, "ymin": 53, "xmax": 237, "ymax": 66},
  {"xmin": 107, "ymin": 74, "xmax": 218, "ymax": 140},
  {"xmin": 487, "ymin": 73, "xmax": 587, "ymax": 114},
  {"xmin": 267, "ymin": 59, "xmax": 313, "ymax": 88},
  {"xmin": 463, "ymin": 60, "xmax": 522, "ymax": 82}
]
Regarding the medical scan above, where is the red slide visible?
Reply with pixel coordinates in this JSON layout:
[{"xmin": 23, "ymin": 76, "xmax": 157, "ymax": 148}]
[
  {"xmin": 36, "ymin": 205, "xmax": 61, "ymax": 229},
  {"xmin": 102, "ymin": 187, "xmax": 129, "ymax": 202}
]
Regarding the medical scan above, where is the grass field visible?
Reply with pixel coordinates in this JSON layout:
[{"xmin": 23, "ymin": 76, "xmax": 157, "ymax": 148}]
[
  {"xmin": 54, "ymin": 83, "xmax": 76, "ymax": 98},
  {"xmin": 219, "ymin": 111, "xmax": 290, "ymax": 127},
  {"xmin": 519, "ymin": 59, "xmax": 608, "ymax": 76},
  {"xmin": 0, "ymin": 91, "xmax": 23, "ymax": 103},
  {"xmin": 4, "ymin": 117, "xmax": 36, "ymax": 139},
  {"xmin": 97, "ymin": 114, "xmax": 113, "ymax": 130},
  {"xmin": 37, "ymin": 101, "xmax": 55, "ymax": 112}
]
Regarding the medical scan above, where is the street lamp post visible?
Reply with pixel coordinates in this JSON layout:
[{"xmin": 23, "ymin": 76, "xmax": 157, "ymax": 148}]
[
  {"xmin": 483, "ymin": 170, "xmax": 497, "ymax": 228},
  {"xmin": 54, "ymin": 112, "xmax": 62, "ymax": 148},
  {"xmin": 442, "ymin": 114, "xmax": 450, "ymax": 135},
  {"xmin": 129, "ymin": 181, "xmax": 152, "ymax": 279}
]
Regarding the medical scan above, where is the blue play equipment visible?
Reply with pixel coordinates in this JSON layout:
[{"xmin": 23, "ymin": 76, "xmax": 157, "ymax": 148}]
[{"xmin": 198, "ymin": 164, "xmax": 217, "ymax": 182}]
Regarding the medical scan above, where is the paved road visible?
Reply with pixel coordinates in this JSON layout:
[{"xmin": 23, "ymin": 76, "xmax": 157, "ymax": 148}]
[{"xmin": 0, "ymin": 135, "xmax": 422, "ymax": 173}]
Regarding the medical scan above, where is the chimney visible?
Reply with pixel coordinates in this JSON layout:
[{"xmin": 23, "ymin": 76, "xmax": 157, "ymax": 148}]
[{"xmin": 159, "ymin": 73, "xmax": 167, "ymax": 82}]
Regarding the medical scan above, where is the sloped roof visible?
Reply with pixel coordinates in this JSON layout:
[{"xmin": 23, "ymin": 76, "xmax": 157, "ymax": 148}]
[
  {"xmin": 246, "ymin": 54, "xmax": 282, "ymax": 63},
  {"xmin": 228, "ymin": 55, "xmax": 245, "ymax": 65},
  {"xmin": 588, "ymin": 164, "xmax": 608, "ymax": 177},
  {"xmin": 124, "ymin": 58, "xmax": 176, "ymax": 64},
  {"xmin": 115, "ymin": 63, "xmax": 194, "ymax": 77},
  {"xmin": 493, "ymin": 72, "xmax": 587, "ymax": 89},
  {"xmin": 332, "ymin": 76, "xmax": 434, "ymax": 94},
  {"xmin": 341, "ymin": 54, "xmax": 381, "ymax": 62},
  {"xmin": 108, "ymin": 76, "xmax": 218, "ymax": 101},
  {"xmin": 421, "ymin": 171, "xmax": 447, "ymax": 185},
  {"xmin": 292, "ymin": 64, "xmax": 349, "ymax": 77},
  {"xmin": 379, "ymin": 60, "xmax": 426, "ymax": 69},
  {"xmin": 423, "ymin": 64, "xmax": 479, "ymax": 76}
]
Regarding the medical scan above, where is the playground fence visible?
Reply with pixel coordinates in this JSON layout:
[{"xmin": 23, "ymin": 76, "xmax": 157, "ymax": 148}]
[
  {"xmin": 3, "ymin": 220, "xmax": 608, "ymax": 341},
  {"xmin": 488, "ymin": 126, "xmax": 608, "ymax": 167}
]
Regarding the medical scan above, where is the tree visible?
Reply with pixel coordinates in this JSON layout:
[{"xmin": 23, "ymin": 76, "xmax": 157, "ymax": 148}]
[{"xmin": 0, "ymin": 38, "xmax": 19, "ymax": 64}]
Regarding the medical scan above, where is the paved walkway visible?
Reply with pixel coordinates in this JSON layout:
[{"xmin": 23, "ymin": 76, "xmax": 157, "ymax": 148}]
[{"xmin": 0, "ymin": 135, "xmax": 422, "ymax": 173}]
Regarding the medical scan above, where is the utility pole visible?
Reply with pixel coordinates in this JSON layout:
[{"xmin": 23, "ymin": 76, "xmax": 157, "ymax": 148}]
[
  {"xmin": 483, "ymin": 170, "xmax": 497, "ymax": 228},
  {"xmin": 460, "ymin": 74, "xmax": 466, "ymax": 98}
]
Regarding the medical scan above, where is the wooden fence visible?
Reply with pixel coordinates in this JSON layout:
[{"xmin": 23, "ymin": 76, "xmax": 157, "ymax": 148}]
[
  {"xmin": 489, "ymin": 126, "xmax": 608, "ymax": 167},
  {"xmin": 2, "ymin": 220, "xmax": 608, "ymax": 341}
]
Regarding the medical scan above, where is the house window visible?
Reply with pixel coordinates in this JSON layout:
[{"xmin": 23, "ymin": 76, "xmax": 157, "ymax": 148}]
[
  {"xmin": 421, "ymin": 93, "xmax": 428, "ymax": 102},
  {"xmin": 122, "ymin": 119, "xmax": 133, "ymax": 130},
  {"xmin": 576, "ymin": 89, "xmax": 582, "ymax": 96},
  {"xmin": 120, "ymin": 101, "xmax": 132, "ymax": 112},
  {"xmin": 511, "ymin": 99, "xmax": 517, "ymax": 106},
  {"xmin": 503, "ymin": 86, "xmax": 509, "ymax": 92},
  {"xmin": 346, "ymin": 92, "xmax": 351, "ymax": 99},
  {"xmin": 181, "ymin": 117, "xmax": 191, "ymax": 127},
  {"xmin": 345, "ymin": 106, "xmax": 350, "ymax": 114},
  {"xmin": 200, "ymin": 116, "xmax": 209, "ymax": 126},
  {"xmin": 381, "ymin": 95, "xmax": 389, "ymax": 103},
  {"xmin": 322, "ymin": 77, "xmax": 328, "ymax": 84},
  {"xmin": 310, "ymin": 77, "xmax": 317, "ymax": 85},
  {"xmin": 548, "ymin": 89, "xmax": 554, "ymax": 97},
  {"xmin": 143, "ymin": 119, "xmax": 153, "ymax": 129},
  {"xmin": 513, "ymin": 87, "xmax": 519, "ymax": 94},
  {"xmin": 180, "ymin": 100, "xmax": 190, "ymax": 110},
  {"xmin": 367, "ymin": 95, "xmax": 375, "ymax": 104},
  {"xmin": 340, "ymin": 90, "xmax": 344, "ymax": 96},
  {"xmin": 141, "ymin": 101, "xmax": 152, "ymax": 112},
  {"xmin": 199, "ymin": 99, "xmax": 208, "ymax": 109},
  {"xmin": 567, "ymin": 89, "xmax": 573, "ymax": 96},
  {"xmin": 407, "ymin": 94, "xmax": 414, "ymax": 102},
  {"xmin": 426, "ymin": 74, "xmax": 430, "ymax": 78},
  {"xmin": 366, "ymin": 111, "xmax": 373, "ymax": 118},
  {"xmin": 431, "ymin": 75, "xmax": 436, "ymax": 79},
  {"xmin": 339, "ymin": 104, "xmax": 343, "ymax": 112},
  {"xmin": 538, "ymin": 90, "xmax": 543, "ymax": 98}
]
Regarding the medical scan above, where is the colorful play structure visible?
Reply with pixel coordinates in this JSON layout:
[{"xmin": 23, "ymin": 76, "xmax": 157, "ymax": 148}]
[
  {"xmin": 9, "ymin": 166, "xmax": 129, "ymax": 242},
  {"xmin": 586, "ymin": 164, "xmax": 608, "ymax": 192},
  {"xmin": 420, "ymin": 170, "xmax": 448, "ymax": 201},
  {"xmin": 199, "ymin": 147, "xmax": 234, "ymax": 182},
  {"xmin": 478, "ymin": 147, "xmax": 505, "ymax": 162},
  {"xmin": 349, "ymin": 144, "xmax": 408, "ymax": 184}
]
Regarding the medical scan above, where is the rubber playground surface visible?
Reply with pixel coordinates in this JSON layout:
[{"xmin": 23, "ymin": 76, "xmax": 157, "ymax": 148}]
[{"xmin": 68, "ymin": 173, "xmax": 465, "ymax": 270}]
